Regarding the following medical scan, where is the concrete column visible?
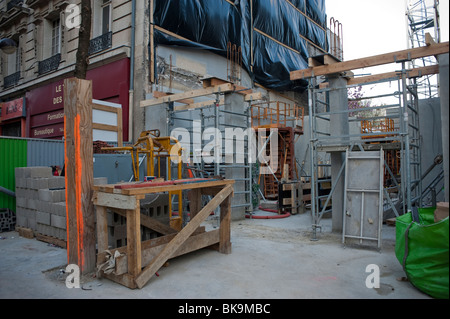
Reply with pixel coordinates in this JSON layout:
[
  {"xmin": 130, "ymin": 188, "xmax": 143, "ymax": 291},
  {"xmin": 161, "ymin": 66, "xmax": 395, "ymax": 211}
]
[
  {"xmin": 438, "ymin": 53, "xmax": 449, "ymax": 202},
  {"xmin": 328, "ymin": 75, "xmax": 349, "ymax": 232}
]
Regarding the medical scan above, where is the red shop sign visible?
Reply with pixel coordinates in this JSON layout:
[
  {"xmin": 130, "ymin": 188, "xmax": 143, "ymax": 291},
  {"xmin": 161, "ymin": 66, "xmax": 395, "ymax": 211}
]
[{"xmin": 1, "ymin": 97, "xmax": 25, "ymax": 121}]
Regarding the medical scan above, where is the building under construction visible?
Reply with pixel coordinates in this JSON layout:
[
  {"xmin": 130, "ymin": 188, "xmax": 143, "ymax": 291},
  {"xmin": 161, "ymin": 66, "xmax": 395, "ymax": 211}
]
[{"xmin": 0, "ymin": 0, "xmax": 448, "ymax": 301}]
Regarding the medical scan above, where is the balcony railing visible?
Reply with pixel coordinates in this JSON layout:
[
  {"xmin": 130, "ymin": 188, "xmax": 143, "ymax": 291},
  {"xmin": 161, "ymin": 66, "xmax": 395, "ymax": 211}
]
[
  {"xmin": 3, "ymin": 71, "xmax": 20, "ymax": 89},
  {"xmin": 89, "ymin": 31, "xmax": 112, "ymax": 55},
  {"xmin": 7, "ymin": 0, "xmax": 23, "ymax": 11},
  {"xmin": 38, "ymin": 53, "xmax": 61, "ymax": 75}
]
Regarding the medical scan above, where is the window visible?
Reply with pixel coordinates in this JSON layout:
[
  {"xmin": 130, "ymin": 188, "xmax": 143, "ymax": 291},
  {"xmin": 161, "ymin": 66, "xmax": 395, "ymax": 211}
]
[
  {"xmin": 51, "ymin": 19, "xmax": 61, "ymax": 56},
  {"xmin": 102, "ymin": 1, "xmax": 111, "ymax": 35},
  {"xmin": 93, "ymin": 0, "xmax": 111, "ymax": 37},
  {"xmin": 6, "ymin": 38, "xmax": 20, "ymax": 75}
]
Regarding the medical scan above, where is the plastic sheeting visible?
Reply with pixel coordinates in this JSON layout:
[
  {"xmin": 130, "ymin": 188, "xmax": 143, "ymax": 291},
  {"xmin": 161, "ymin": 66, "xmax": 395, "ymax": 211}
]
[{"xmin": 152, "ymin": 0, "xmax": 327, "ymax": 91}]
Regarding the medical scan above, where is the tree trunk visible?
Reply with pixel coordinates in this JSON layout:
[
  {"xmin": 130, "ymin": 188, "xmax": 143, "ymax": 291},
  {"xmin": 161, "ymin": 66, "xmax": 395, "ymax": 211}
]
[{"xmin": 74, "ymin": 0, "xmax": 92, "ymax": 79}]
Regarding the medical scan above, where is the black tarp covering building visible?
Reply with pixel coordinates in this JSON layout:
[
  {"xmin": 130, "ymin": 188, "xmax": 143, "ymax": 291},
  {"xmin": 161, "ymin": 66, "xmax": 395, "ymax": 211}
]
[{"xmin": 152, "ymin": 0, "xmax": 327, "ymax": 91}]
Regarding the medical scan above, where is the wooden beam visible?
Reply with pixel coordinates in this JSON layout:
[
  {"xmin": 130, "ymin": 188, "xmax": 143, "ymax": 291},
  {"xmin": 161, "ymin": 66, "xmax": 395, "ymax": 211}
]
[
  {"xmin": 109, "ymin": 207, "xmax": 177, "ymax": 236},
  {"xmin": 153, "ymin": 91, "xmax": 195, "ymax": 105},
  {"xmin": 134, "ymin": 184, "xmax": 234, "ymax": 289},
  {"xmin": 114, "ymin": 230, "xmax": 219, "ymax": 275},
  {"xmin": 347, "ymin": 64, "xmax": 440, "ymax": 86},
  {"xmin": 64, "ymin": 78, "xmax": 96, "ymax": 274},
  {"xmin": 140, "ymin": 83, "xmax": 234, "ymax": 107},
  {"xmin": 127, "ymin": 208, "xmax": 141, "ymax": 277},
  {"xmin": 290, "ymin": 41, "xmax": 449, "ymax": 80}
]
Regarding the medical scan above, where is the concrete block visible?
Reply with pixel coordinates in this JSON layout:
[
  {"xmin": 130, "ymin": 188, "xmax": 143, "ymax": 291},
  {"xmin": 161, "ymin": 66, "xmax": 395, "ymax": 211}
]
[
  {"xmin": 36, "ymin": 211, "xmax": 51, "ymax": 225},
  {"xmin": 30, "ymin": 189, "xmax": 39, "ymax": 200},
  {"xmin": 26, "ymin": 198, "xmax": 38, "ymax": 210},
  {"xmin": 15, "ymin": 188, "xmax": 26, "ymax": 198},
  {"xmin": 28, "ymin": 216, "xmax": 37, "ymax": 231},
  {"xmin": 15, "ymin": 177, "xmax": 27, "ymax": 188},
  {"xmin": 15, "ymin": 167, "xmax": 31, "ymax": 178},
  {"xmin": 51, "ymin": 214, "xmax": 66, "ymax": 230},
  {"xmin": 31, "ymin": 178, "xmax": 49, "ymax": 190},
  {"xmin": 38, "ymin": 189, "xmax": 65, "ymax": 202},
  {"xmin": 94, "ymin": 177, "xmax": 108, "ymax": 185},
  {"xmin": 16, "ymin": 197, "xmax": 27, "ymax": 208},
  {"xmin": 16, "ymin": 215, "xmax": 28, "ymax": 228},
  {"xmin": 36, "ymin": 200, "xmax": 50, "ymax": 213},
  {"xmin": 29, "ymin": 167, "xmax": 53, "ymax": 178},
  {"xmin": 26, "ymin": 178, "xmax": 34, "ymax": 189},
  {"xmin": 51, "ymin": 202, "xmax": 66, "ymax": 217},
  {"xmin": 14, "ymin": 167, "xmax": 25, "ymax": 178},
  {"xmin": 48, "ymin": 176, "xmax": 65, "ymax": 189},
  {"xmin": 57, "ymin": 228, "xmax": 67, "ymax": 241}
]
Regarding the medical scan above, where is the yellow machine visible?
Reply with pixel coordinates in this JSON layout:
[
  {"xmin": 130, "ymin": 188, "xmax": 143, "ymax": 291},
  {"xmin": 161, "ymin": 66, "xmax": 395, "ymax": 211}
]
[{"xmin": 103, "ymin": 129, "xmax": 184, "ymax": 230}]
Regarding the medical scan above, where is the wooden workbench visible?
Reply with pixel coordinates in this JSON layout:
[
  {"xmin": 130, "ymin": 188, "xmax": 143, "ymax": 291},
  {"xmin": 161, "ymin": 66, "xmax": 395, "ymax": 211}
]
[{"xmin": 93, "ymin": 179, "xmax": 234, "ymax": 289}]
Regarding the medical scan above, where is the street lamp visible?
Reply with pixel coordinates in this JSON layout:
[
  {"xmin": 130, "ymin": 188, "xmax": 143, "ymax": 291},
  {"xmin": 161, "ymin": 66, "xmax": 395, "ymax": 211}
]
[{"xmin": 0, "ymin": 38, "xmax": 18, "ymax": 55}]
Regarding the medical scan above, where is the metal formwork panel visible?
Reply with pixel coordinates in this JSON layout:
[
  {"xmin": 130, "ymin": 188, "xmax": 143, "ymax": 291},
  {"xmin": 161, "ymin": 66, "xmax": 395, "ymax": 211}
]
[{"xmin": 342, "ymin": 150, "xmax": 384, "ymax": 249}]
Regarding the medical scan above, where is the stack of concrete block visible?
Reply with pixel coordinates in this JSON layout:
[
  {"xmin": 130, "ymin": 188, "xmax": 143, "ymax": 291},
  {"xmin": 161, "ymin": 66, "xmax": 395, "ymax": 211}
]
[
  {"xmin": 15, "ymin": 166, "xmax": 66, "ymax": 240},
  {"xmin": 15, "ymin": 166, "xmax": 107, "ymax": 242},
  {"xmin": 107, "ymin": 193, "xmax": 170, "ymax": 248}
]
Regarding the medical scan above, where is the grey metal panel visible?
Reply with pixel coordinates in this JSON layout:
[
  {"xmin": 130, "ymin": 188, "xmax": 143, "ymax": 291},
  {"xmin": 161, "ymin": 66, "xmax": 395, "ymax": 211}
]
[
  {"xmin": 93, "ymin": 154, "xmax": 145, "ymax": 184},
  {"xmin": 27, "ymin": 138, "xmax": 65, "ymax": 167},
  {"xmin": 343, "ymin": 150, "xmax": 384, "ymax": 249}
]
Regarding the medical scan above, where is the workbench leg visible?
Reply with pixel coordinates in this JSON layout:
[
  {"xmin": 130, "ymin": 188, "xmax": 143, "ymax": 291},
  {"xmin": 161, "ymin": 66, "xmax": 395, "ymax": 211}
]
[
  {"xmin": 96, "ymin": 206, "xmax": 108, "ymax": 263},
  {"xmin": 219, "ymin": 195, "xmax": 232, "ymax": 254},
  {"xmin": 127, "ymin": 207, "xmax": 141, "ymax": 277},
  {"xmin": 189, "ymin": 189, "xmax": 202, "ymax": 219}
]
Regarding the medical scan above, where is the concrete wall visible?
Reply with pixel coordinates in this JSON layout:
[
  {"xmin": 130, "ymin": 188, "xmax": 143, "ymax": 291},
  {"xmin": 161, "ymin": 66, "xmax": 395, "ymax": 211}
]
[
  {"xmin": 438, "ymin": 54, "xmax": 449, "ymax": 202},
  {"xmin": 418, "ymin": 98, "xmax": 445, "ymax": 204}
]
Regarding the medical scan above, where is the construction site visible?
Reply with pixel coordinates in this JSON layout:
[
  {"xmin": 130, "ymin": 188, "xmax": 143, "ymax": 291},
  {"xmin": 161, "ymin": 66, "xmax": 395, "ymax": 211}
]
[{"xmin": 0, "ymin": 0, "xmax": 449, "ymax": 302}]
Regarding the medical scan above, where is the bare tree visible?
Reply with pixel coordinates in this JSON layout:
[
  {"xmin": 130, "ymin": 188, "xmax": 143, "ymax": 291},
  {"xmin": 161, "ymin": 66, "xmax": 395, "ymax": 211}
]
[{"xmin": 73, "ymin": 0, "xmax": 92, "ymax": 79}]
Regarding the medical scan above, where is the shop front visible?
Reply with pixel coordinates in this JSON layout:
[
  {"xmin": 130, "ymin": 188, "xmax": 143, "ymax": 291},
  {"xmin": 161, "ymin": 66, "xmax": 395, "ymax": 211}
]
[
  {"xmin": 25, "ymin": 58, "xmax": 130, "ymax": 141},
  {"xmin": 0, "ymin": 97, "xmax": 26, "ymax": 137}
]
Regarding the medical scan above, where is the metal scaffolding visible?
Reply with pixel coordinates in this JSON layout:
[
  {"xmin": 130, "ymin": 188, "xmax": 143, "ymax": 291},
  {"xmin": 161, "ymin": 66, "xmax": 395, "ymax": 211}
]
[
  {"xmin": 307, "ymin": 62, "xmax": 423, "ymax": 241},
  {"xmin": 168, "ymin": 92, "xmax": 254, "ymax": 220},
  {"xmin": 406, "ymin": 0, "xmax": 441, "ymax": 98}
]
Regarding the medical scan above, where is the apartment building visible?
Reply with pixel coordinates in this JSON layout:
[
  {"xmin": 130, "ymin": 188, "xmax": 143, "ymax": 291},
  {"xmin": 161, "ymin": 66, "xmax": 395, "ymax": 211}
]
[
  {"xmin": 1, "ymin": 0, "xmax": 333, "ymax": 143},
  {"xmin": 0, "ymin": 0, "xmax": 148, "ymax": 141}
]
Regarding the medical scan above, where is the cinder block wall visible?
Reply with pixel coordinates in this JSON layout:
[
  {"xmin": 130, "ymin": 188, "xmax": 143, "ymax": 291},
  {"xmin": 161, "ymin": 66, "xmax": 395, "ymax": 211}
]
[
  {"xmin": 15, "ymin": 167, "xmax": 107, "ymax": 241},
  {"xmin": 15, "ymin": 167, "xmax": 171, "ymax": 249}
]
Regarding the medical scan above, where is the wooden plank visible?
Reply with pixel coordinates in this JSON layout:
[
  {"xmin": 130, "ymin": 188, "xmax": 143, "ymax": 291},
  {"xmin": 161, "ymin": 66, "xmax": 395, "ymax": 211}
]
[
  {"xmin": 95, "ymin": 206, "xmax": 108, "ymax": 265},
  {"xmin": 188, "ymin": 188, "xmax": 202, "ymax": 220},
  {"xmin": 134, "ymin": 184, "xmax": 234, "ymax": 289},
  {"xmin": 219, "ymin": 195, "xmax": 232, "ymax": 254},
  {"xmin": 127, "ymin": 208, "xmax": 141, "ymax": 277},
  {"xmin": 98, "ymin": 226, "xmax": 207, "ymax": 271},
  {"xmin": 93, "ymin": 192, "xmax": 139, "ymax": 210},
  {"xmin": 153, "ymin": 91, "xmax": 195, "ymax": 105},
  {"xmin": 16, "ymin": 227, "xmax": 34, "ymax": 239},
  {"xmin": 35, "ymin": 233, "xmax": 67, "ymax": 248},
  {"xmin": 109, "ymin": 207, "xmax": 177, "ymax": 235},
  {"xmin": 114, "ymin": 230, "xmax": 220, "ymax": 275},
  {"xmin": 290, "ymin": 41, "xmax": 449, "ymax": 80},
  {"xmin": 119, "ymin": 179, "xmax": 235, "ymax": 196},
  {"xmin": 64, "ymin": 77, "xmax": 95, "ymax": 274},
  {"xmin": 140, "ymin": 83, "xmax": 234, "ymax": 107},
  {"xmin": 175, "ymin": 98, "xmax": 225, "ymax": 111},
  {"xmin": 245, "ymin": 92, "xmax": 262, "ymax": 101},
  {"xmin": 347, "ymin": 64, "xmax": 440, "ymax": 86}
]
